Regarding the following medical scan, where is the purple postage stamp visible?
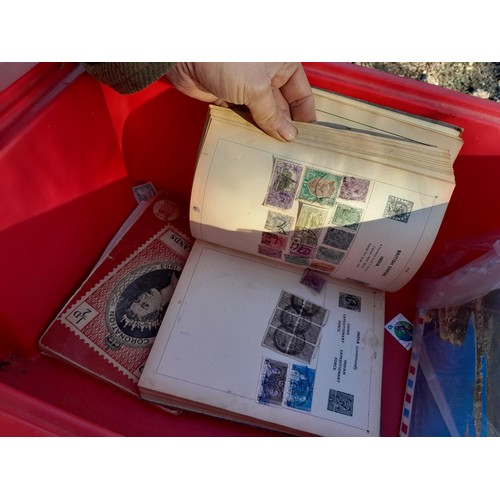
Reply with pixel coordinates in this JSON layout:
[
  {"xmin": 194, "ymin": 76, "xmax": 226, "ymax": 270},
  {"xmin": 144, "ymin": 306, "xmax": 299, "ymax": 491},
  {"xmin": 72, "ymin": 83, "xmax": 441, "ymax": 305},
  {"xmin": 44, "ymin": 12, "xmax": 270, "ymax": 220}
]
[
  {"xmin": 263, "ymin": 157, "xmax": 303, "ymax": 210},
  {"xmin": 257, "ymin": 358, "xmax": 289, "ymax": 406},
  {"xmin": 300, "ymin": 268, "xmax": 327, "ymax": 293}
]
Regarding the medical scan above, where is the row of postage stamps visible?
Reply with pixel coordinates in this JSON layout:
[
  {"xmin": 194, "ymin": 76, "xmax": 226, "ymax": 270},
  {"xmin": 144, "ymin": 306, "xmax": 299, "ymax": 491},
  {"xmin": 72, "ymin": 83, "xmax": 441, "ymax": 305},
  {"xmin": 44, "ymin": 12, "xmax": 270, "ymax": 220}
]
[
  {"xmin": 256, "ymin": 357, "xmax": 355, "ymax": 417},
  {"xmin": 257, "ymin": 357, "xmax": 316, "ymax": 412}
]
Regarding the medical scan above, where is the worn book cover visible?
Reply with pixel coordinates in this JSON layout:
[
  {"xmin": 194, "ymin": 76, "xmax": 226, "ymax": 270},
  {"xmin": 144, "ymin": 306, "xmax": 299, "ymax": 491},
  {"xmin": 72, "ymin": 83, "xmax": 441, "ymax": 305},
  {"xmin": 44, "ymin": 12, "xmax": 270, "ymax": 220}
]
[{"xmin": 39, "ymin": 192, "xmax": 193, "ymax": 397}]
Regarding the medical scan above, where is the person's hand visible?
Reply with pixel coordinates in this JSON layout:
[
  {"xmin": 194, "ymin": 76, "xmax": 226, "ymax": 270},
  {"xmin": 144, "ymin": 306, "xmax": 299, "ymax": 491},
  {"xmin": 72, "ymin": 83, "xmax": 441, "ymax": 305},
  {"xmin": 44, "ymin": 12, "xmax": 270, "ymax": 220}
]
[{"xmin": 165, "ymin": 62, "xmax": 316, "ymax": 141}]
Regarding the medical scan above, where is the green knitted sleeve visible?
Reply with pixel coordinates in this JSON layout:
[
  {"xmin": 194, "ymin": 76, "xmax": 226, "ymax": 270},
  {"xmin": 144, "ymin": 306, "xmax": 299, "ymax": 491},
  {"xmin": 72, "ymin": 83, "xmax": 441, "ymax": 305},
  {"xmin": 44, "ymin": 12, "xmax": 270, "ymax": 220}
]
[{"xmin": 82, "ymin": 62, "xmax": 176, "ymax": 94}]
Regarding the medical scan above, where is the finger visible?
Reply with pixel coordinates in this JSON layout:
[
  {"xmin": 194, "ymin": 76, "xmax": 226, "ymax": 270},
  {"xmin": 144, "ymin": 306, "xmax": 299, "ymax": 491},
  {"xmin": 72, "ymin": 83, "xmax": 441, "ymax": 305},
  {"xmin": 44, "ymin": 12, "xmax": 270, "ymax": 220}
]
[
  {"xmin": 277, "ymin": 64, "xmax": 317, "ymax": 124},
  {"xmin": 273, "ymin": 88, "xmax": 292, "ymax": 120},
  {"xmin": 247, "ymin": 87, "xmax": 298, "ymax": 142}
]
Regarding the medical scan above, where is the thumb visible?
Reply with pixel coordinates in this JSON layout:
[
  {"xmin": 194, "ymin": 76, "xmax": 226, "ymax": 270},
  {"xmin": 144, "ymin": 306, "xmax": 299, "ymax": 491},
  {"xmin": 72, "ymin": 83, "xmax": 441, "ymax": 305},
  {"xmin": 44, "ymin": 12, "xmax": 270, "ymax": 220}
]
[{"xmin": 247, "ymin": 88, "xmax": 298, "ymax": 142}]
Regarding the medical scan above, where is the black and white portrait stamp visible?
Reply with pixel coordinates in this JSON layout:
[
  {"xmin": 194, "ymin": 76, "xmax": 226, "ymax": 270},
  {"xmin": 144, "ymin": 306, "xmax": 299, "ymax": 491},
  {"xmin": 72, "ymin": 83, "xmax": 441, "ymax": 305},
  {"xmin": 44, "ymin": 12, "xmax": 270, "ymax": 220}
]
[
  {"xmin": 286, "ymin": 364, "xmax": 316, "ymax": 411},
  {"xmin": 105, "ymin": 263, "xmax": 181, "ymax": 350},
  {"xmin": 257, "ymin": 358, "xmax": 289, "ymax": 406},
  {"xmin": 327, "ymin": 389, "xmax": 354, "ymax": 416},
  {"xmin": 264, "ymin": 157, "xmax": 303, "ymax": 210},
  {"xmin": 339, "ymin": 176, "xmax": 370, "ymax": 202},
  {"xmin": 339, "ymin": 292, "xmax": 361, "ymax": 312},
  {"xmin": 322, "ymin": 227, "xmax": 355, "ymax": 251},
  {"xmin": 383, "ymin": 195, "xmax": 414, "ymax": 223}
]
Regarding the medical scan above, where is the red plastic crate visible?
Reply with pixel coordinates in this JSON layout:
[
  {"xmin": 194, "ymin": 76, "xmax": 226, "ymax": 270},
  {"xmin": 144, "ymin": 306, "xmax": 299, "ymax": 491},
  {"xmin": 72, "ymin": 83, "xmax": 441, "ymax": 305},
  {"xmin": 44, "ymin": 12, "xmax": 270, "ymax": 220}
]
[{"xmin": 1, "ymin": 62, "xmax": 500, "ymax": 436}]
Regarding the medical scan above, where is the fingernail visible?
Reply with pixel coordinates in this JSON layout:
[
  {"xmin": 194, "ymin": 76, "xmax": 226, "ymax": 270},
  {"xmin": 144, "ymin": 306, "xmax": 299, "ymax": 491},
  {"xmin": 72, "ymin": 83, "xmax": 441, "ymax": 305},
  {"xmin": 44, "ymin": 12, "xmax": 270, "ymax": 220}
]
[{"xmin": 278, "ymin": 121, "xmax": 298, "ymax": 141}]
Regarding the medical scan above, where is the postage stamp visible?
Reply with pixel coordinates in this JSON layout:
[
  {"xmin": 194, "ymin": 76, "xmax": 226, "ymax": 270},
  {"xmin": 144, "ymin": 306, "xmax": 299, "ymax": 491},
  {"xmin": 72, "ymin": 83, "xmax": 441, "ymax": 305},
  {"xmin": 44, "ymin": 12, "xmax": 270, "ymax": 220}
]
[
  {"xmin": 338, "ymin": 176, "xmax": 370, "ymax": 202},
  {"xmin": 327, "ymin": 388, "xmax": 354, "ymax": 416},
  {"xmin": 262, "ymin": 291, "xmax": 329, "ymax": 364},
  {"xmin": 291, "ymin": 228, "xmax": 320, "ymax": 247},
  {"xmin": 61, "ymin": 232, "xmax": 186, "ymax": 381},
  {"xmin": 309, "ymin": 260, "xmax": 336, "ymax": 274},
  {"xmin": 257, "ymin": 358, "xmax": 289, "ymax": 406},
  {"xmin": 258, "ymin": 244, "xmax": 282, "ymax": 259},
  {"xmin": 383, "ymin": 195, "xmax": 414, "ymax": 223},
  {"xmin": 263, "ymin": 157, "xmax": 303, "ymax": 210},
  {"xmin": 289, "ymin": 239, "xmax": 316, "ymax": 259},
  {"xmin": 298, "ymin": 168, "xmax": 342, "ymax": 207},
  {"xmin": 339, "ymin": 292, "xmax": 362, "ymax": 312},
  {"xmin": 262, "ymin": 327, "xmax": 316, "ymax": 364},
  {"xmin": 331, "ymin": 204, "xmax": 363, "ymax": 231},
  {"xmin": 277, "ymin": 290, "xmax": 329, "ymax": 326},
  {"xmin": 132, "ymin": 182, "xmax": 158, "ymax": 203},
  {"xmin": 322, "ymin": 227, "xmax": 355, "ymax": 251},
  {"xmin": 286, "ymin": 364, "xmax": 316, "ymax": 411},
  {"xmin": 300, "ymin": 268, "xmax": 327, "ymax": 293},
  {"xmin": 385, "ymin": 312, "xmax": 413, "ymax": 350},
  {"xmin": 264, "ymin": 210, "xmax": 294, "ymax": 235},
  {"xmin": 316, "ymin": 246, "xmax": 345, "ymax": 265},
  {"xmin": 260, "ymin": 232, "xmax": 288, "ymax": 250},
  {"xmin": 295, "ymin": 202, "xmax": 328, "ymax": 231},
  {"xmin": 284, "ymin": 254, "xmax": 310, "ymax": 266}
]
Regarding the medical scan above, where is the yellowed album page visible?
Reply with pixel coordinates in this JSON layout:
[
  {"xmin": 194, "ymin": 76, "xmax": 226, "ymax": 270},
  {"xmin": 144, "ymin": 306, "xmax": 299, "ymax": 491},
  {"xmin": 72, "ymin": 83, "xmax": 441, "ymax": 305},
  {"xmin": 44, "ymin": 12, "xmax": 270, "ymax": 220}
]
[{"xmin": 190, "ymin": 106, "xmax": 455, "ymax": 292}]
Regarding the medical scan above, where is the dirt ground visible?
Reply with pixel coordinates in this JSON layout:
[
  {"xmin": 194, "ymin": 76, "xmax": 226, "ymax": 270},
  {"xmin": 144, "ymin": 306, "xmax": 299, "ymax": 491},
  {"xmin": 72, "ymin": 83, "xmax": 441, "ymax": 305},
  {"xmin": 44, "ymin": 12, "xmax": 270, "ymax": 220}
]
[{"xmin": 355, "ymin": 62, "xmax": 500, "ymax": 102}]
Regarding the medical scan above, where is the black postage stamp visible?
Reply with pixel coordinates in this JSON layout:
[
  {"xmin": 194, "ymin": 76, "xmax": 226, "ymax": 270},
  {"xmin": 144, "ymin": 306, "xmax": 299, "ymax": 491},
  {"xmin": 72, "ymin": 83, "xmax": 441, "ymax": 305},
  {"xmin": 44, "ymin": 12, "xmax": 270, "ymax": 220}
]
[
  {"xmin": 383, "ymin": 195, "xmax": 414, "ymax": 223},
  {"xmin": 327, "ymin": 389, "xmax": 354, "ymax": 416},
  {"xmin": 339, "ymin": 292, "xmax": 361, "ymax": 312}
]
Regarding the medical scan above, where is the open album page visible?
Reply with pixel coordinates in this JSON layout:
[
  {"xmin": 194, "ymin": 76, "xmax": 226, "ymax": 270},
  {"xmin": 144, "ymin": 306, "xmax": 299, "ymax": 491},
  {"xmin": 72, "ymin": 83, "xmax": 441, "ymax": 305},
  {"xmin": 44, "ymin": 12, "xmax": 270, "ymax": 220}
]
[
  {"xmin": 190, "ymin": 109, "xmax": 455, "ymax": 292},
  {"xmin": 139, "ymin": 240, "xmax": 384, "ymax": 436}
]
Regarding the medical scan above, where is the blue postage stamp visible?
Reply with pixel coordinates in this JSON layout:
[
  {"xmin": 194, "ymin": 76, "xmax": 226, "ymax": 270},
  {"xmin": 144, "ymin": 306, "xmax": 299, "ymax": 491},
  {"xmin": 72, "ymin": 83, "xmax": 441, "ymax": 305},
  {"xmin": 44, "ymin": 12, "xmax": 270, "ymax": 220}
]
[{"xmin": 286, "ymin": 364, "xmax": 316, "ymax": 411}]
